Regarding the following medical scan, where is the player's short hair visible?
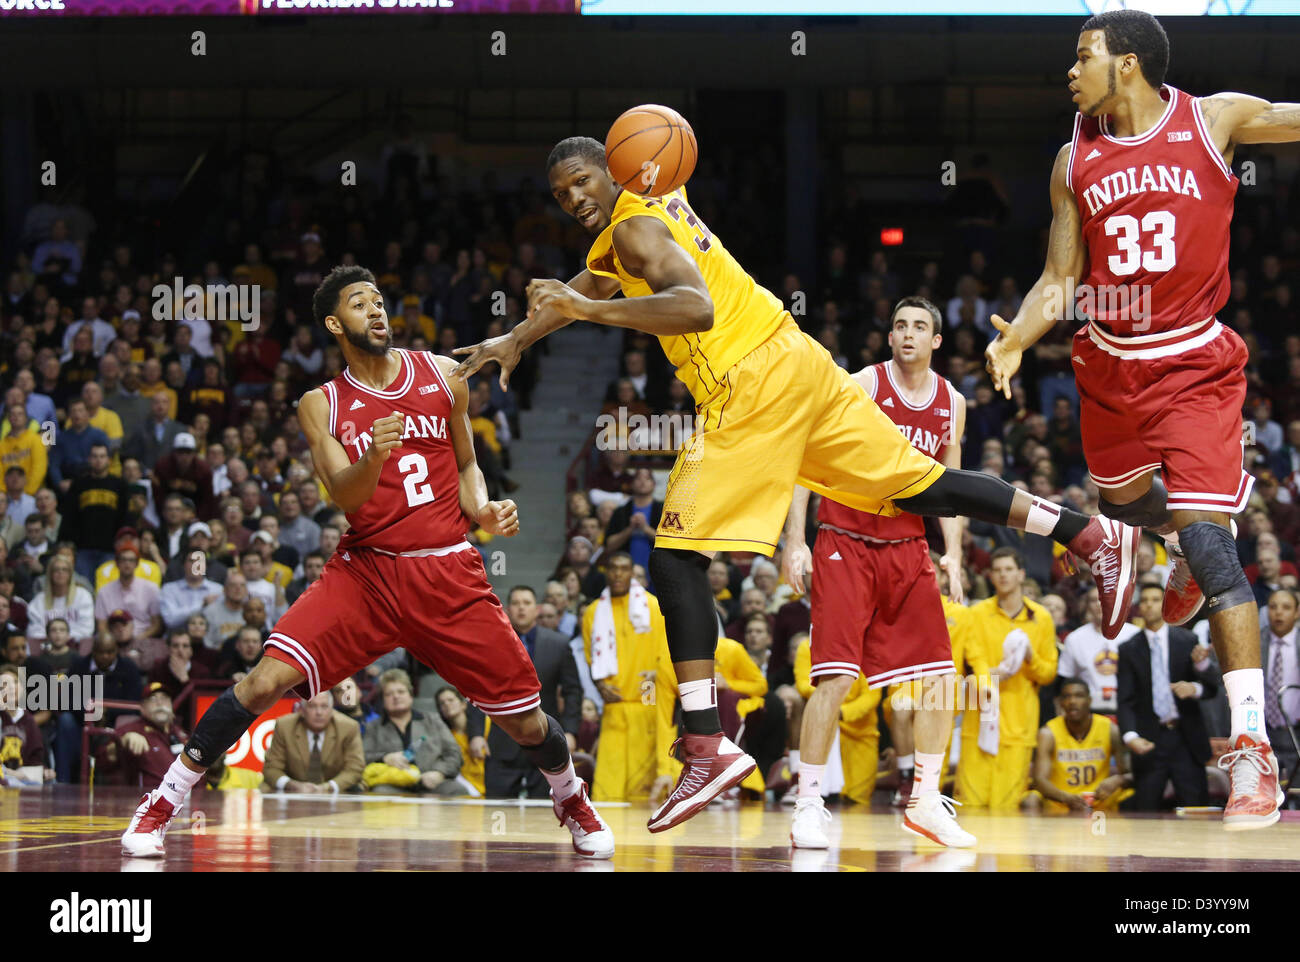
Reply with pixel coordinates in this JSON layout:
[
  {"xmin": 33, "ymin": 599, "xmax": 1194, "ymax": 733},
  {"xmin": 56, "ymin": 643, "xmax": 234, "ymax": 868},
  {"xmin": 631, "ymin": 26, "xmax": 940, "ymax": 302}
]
[
  {"xmin": 547, "ymin": 136, "xmax": 607, "ymax": 173},
  {"xmin": 989, "ymin": 546, "xmax": 1024, "ymax": 570},
  {"xmin": 1269, "ymin": 587, "xmax": 1300, "ymax": 608},
  {"xmin": 508, "ymin": 585, "xmax": 537, "ymax": 603},
  {"xmin": 604, "ymin": 550, "xmax": 634, "ymax": 567},
  {"xmin": 1081, "ymin": 9, "xmax": 1170, "ymax": 89},
  {"xmin": 890, "ymin": 295, "xmax": 943, "ymax": 334},
  {"xmin": 312, "ymin": 265, "xmax": 377, "ymax": 328},
  {"xmin": 1058, "ymin": 676, "xmax": 1090, "ymax": 696}
]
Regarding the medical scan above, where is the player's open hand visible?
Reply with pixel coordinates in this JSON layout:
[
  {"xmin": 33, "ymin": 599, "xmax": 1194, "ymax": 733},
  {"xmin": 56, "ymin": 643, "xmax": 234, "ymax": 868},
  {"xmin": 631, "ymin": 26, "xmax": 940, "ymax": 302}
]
[
  {"xmin": 984, "ymin": 315, "xmax": 1023, "ymax": 400},
  {"xmin": 783, "ymin": 541, "xmax": 813, "ymax": 594},
  {"xmin": 526, "ymin": 278, "xmax": 591, "ymax": 323},
  {"xmin": 452, "ymin": 333, "xmax": 521, "ymax": 389},
  {"xmin": 477, "ymin": 499, "xmax": 519, "ymax": 537},
  {"xmin": 939, "ymin": 553, "xmax": 965, "ymax": 605},
  {"xmin": 366, "ymin": 411, "xmax": 405, "ymax": 463}
]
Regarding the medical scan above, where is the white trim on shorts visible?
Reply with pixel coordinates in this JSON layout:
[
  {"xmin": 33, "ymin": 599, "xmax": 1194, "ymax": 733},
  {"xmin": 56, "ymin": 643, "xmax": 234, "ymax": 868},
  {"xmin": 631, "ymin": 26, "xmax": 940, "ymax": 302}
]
[
  {"xmin": 866, "ymin": 659, "xmax": 956, "ymax": 690},
  {"xmin": 1087, "ymin": 319, "xmax": 1222, "ymax": 360},
  {"xmin": 809, "ymin": 661, "xmax": 863, "ymax": 680},
  {"xmin": 1089, "ymin": 463, "xmax": 1162, "ymax": 490},
  {"xmin": 1166, "ymin": 471, "xmax": 1254, "ymax": 514},
  {"xmin": 265, "ymin": 631, "xmax": 322, "ymax": 698},
  {"xmin": 472, "ymin": 693, "xmax": 542, "ymax": 716},
  {"xmin": 367, "ymin": 540, "xmax": 474, "ymax": 558}
]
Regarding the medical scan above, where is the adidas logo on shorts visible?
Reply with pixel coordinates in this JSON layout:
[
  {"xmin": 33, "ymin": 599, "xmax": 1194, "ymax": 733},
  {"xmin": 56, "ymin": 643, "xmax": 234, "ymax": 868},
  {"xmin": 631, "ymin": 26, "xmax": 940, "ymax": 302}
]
[{"xmin": 828, "ymin": 551, "xmax": 843, "ymax": 561}]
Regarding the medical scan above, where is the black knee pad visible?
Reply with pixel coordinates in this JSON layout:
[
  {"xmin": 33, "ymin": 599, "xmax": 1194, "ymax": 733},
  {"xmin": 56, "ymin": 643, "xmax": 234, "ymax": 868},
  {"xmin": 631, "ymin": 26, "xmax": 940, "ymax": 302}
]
[
  {"xmin": 1179, "ymin": 521, "xmax": 1254, "ymax": 613},
  {"xmin": 184, "ymin": 687, "xmax": 258, "ymax": 769},
  {"xmin": 648, "ymin": 547, "xmax": 718, "ymax": 663},
  {"xmin": 1099, "ymin": 478, "xmax": 1172, "ymax": 529},
  {"xmin": 520, "ymin": 714, "xmax": 570, "ymax": 773}
]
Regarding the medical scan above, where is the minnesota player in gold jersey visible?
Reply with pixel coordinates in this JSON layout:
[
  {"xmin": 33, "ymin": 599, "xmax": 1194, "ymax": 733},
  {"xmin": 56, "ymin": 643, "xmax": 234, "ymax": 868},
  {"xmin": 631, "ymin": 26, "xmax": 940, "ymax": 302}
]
[
  {"xmin": 1034, "ymin": 677, "xmax": 1133, "ymax": 813},
  {"xmin": 455, "ymin": 135, "xmax": 1140, "ymax": 833}
]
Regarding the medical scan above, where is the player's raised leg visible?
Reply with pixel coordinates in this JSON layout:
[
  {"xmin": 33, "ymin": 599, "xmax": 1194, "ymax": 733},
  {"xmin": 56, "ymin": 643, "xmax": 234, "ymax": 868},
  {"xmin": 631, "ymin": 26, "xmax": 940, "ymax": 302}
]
[{"xmin": 121, "ymin": 657, "xmax": 305, "ymax": 856}]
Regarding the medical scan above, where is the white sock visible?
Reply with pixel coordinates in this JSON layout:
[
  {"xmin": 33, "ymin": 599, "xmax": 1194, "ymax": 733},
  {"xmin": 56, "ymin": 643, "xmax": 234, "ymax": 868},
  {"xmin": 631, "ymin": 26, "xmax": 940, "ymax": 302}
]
[
  {"xmin": 911, "ymin": 751, "xmax": 944, "ymax": 803},
  {"xmin": 1224, "ymin": 668, "xmax": 1270, "ymax": 743},
  {"xmin": 159, "ymin": 756, "xmax": 204, "ymax": 809},
  {"xmin": 798, "ymin": 762, "xmax": 825, "ymax": 799},
  {"xmin": 1024, "ymin": 496, "xmax": 1062, "ymax": 537},
  {"xmin": 679, "ymin": 678, "xmax": 716, "ymax": 712},
  {"xmin": 789, "ymin": 750, "xmax": 800, "ymax": 775},
  {"xmin": 542, "ymin": 759, "xmax": 581, "ymax": 802},
  {"xmin": 896, "ymin": 753, "xmax": 914, "ymax": 772}
]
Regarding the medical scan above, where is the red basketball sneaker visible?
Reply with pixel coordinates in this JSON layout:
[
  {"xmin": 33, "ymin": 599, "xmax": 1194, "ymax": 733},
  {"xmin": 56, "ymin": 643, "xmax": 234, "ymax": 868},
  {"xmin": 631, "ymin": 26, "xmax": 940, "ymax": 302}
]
[
  {"xmin": 1218, "ymin": 734, "xmax": 1284, "ymax": 831},
  {"xmin": 1068, "ymin": 517, "xmax": 1141, "ymax": 641},
  {"xmin": 121, "ymin": 789, "xmax": 180, "ymax": 858},
  {"xmin": 647, "ymin": 733, "xmax": 756, "ymax": 833},
  {"xmin": 553, "ymin": 782, "xmax": 615, "ymax": 859},
  {"xmin": 1162, "ymin": 543, "xmax": 1205, "ymax": 627}
]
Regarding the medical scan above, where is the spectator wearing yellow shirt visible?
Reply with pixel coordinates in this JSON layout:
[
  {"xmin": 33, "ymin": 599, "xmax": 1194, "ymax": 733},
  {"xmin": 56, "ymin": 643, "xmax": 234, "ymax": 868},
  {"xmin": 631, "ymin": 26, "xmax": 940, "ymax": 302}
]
[
  {"xmin": 712, "ymin": 635, "xmax": 769, "ymax": 795},
  {"xmin": 955, "ymin": 547, "xmax": 1058, "ymax": 810},
  {"xmin": 397, "ymin": 295, "xmax": 437, "ymax": 344},
  {"xmin": 0, "ymin": 403, "xmax": 47, "ymax": 495},
  {"xmin": 582, "ymin": 552, "xmax": 679, "ymax": 803},
  {"xmin": 138, "ymin": 357, "xmax": 178, "ymax": 422},
  {"xmin": 203, "ymin": 756, "xmax": 265, "ymax": 791},
  {"xmin": 1033, "ymin": 677, "xmax": 1134, "ymax": 814},
  {"xmin": 81, "ymin": 382, "xmax": 124, "ymax": 457},
  {"xmin": 437, "ymin": 686, "xmax": 487, "ymax": 797}
]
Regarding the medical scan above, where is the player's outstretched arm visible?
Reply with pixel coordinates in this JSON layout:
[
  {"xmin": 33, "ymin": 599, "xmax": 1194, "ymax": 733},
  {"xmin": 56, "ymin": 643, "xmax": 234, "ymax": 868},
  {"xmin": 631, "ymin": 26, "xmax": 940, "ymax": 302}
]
[
  {"xmin": 938, "ymin": 399, "xmax": 967, "ymax": 604},
  {"xmin": 1200, "ymin": 92, "xmax": 1300, "ymax": 150},
  {"xmin": 299, "ymin": 388, "xmax": 396, "ymax": 515},
  {"xmin": 526, "ymin": 216, "xmax": 713, "ymax": 337},
  {"xmin": 451, "ymin": 269, "xmax": 619, "ymax": 386},
  {"xmin": 441, "ymin": 357, "xmax": 519, "ymax": 538},
  {"xmin": 985, "ymin": 142, "xmax": 1086, "ymax": 399}
]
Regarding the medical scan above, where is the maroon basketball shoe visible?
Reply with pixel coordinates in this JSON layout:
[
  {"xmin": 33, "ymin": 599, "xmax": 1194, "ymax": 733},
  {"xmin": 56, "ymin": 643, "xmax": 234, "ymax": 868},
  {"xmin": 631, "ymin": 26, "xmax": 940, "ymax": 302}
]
[
  {"xmin": 121, "ymin": 789, "xmax": 180, "ymax": 858},
  {"xmin": 1219, "ymin": 734, "xmax": 1284, "ymax": 831},
  {"xmin": 647, "ymin": 733, "xmax": 756, "ymax": 833},
  {"xmin": 1068, "ymin": 517, "xmax": 1141, "ymax": 641},
  {"xmin": 1162, "ymin": 543, "xmax": 1205, "ymax": 626}
]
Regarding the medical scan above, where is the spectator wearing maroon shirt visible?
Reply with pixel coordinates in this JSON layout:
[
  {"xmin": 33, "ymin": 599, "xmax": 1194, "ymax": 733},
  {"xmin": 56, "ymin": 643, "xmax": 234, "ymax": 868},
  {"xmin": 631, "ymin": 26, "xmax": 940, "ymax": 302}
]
[
  {"xmin": 147, "ymin": 631, "xmax": 210, "ymax": 699},
  {"xmin": 152, "ymin": 432, "xmax": 214, "ymax": 522},
  {"xmin": 99, "ymin": 682, "xmax": 187, "ymax": 788},
  {"xmin": 231, "ymin": 327, "xmax": 281, "ymax": 402}
]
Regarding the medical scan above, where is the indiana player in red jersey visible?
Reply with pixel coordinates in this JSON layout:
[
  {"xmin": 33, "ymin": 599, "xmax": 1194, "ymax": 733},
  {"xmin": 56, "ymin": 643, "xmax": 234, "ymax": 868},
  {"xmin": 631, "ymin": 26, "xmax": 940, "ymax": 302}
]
[
  {"xmin": 783, "ymin": 297, "xmax": 975, "ymax": 849},
  {"xmin": 122, "ymin": 266, "xmax": 614, "ymax": 859},
  {"xmin": 985, "ymin": 10, "xmax": 1300, "ymax": 830}
]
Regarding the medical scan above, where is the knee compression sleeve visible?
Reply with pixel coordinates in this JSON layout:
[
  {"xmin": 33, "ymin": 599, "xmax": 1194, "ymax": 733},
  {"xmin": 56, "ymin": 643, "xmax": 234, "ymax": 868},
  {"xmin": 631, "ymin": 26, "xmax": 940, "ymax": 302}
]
[
  {"xmin": 1099, "ymin": 478, "xmax": 1172, "ymax": 529},
  {"xmin": 895, "ymin": 467, "xmax": 1015, "ymax": 525},
  {"xmin": 521, "ymin": 714, "xmax": 570, "ymax": 773},
  {"xmin": 1179, "ymin": 521, "xmax": 1254, "ymax": 613},
  {"xmin": 648, "ymin": 547, "xmax": 717, "ymax": 663},
  {"xmin": 184, "ymin": 687, "xmax": 258, "ymax": 769}
]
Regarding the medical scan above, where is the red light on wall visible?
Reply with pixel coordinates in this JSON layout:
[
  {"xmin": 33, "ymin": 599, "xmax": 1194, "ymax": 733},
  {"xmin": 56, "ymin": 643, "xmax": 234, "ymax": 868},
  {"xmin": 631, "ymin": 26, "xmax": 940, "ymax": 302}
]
[{"xmin": 880, "ymin": 228, "xmax": 904, "ymax": 247}]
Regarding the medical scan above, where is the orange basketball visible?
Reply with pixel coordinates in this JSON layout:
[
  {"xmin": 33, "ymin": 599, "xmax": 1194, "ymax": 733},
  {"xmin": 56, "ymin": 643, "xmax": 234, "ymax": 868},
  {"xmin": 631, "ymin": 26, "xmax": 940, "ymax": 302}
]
[{"xmin": 605, "ymin": 104, "xmax": 698, "ymax": 198}]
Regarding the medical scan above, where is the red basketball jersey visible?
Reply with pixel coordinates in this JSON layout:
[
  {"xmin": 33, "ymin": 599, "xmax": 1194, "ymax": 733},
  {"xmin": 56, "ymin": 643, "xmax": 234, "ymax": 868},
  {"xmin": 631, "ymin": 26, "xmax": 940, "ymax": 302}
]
[
  {"xmin": 321, "ymin": 349, "xmax": 467, "ymax": 553},
  {"xmin": 1069, "ymin": 85, "xmax": 1237, "ymax": 337},
  {"xmin": 817, "ymin": 362, "xmax": 958, "ymax": 541}
]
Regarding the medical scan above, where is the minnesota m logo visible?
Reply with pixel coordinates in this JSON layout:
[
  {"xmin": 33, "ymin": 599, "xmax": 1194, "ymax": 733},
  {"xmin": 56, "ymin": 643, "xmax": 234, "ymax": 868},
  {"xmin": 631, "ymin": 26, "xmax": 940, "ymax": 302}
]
[{"xmin": 662, "ymin": 511, "xmax": 683, "ymax": 531}]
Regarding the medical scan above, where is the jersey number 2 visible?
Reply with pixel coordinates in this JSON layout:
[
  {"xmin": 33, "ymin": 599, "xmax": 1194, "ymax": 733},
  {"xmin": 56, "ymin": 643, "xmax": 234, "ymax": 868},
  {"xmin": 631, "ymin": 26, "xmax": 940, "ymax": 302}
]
[
  {"xmin": 1104, "ymin": 210, "xmax": 1175, "ymax": 276},
  {"xmin": 398, "ymin": 453, "xmax": 435, "ymax": 507}
]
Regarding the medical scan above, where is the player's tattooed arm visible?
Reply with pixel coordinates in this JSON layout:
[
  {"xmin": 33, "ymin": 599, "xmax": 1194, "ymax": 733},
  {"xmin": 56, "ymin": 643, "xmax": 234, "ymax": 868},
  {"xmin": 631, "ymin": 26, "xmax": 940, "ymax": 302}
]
[
  {"xmin": 1201, "ymin": 92, "xmax": 1300, "ymax": 151},
  {"xmin": 298, "ymin": 388, "xmax": 391, "ymax": 515},
  {"xmin": 579, "ymin": 216, "xmax": 714, "ymax": 335},
  {"xmin": 986, "ymin": 142, "xmax": 1086, "ymax": 399},
  {"xmin": 441, "ymin": 358, "xmax": 519, "ymax": 537}
]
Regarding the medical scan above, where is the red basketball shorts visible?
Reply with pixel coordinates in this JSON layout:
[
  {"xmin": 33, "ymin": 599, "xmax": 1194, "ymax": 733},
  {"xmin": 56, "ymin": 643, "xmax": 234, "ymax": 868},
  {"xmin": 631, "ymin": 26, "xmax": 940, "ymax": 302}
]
[
  {"xmin": 263, "ymin": 543, "xmax": 542, "ymax": 716},
  {"xmin": 1074, "ymin": 320, "xmax": 1252, "ymax": 513},
  {"xmin": 808, "ymin": 527, "xmax": 955, "ymax": 689}
]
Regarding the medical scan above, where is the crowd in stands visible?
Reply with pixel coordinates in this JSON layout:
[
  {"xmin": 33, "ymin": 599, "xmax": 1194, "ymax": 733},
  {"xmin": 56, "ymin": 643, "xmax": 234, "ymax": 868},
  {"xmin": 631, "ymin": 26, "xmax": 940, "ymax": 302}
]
[{"xmin": 2, "ymin": 147, "xmax": 1298, "ymax": 810}]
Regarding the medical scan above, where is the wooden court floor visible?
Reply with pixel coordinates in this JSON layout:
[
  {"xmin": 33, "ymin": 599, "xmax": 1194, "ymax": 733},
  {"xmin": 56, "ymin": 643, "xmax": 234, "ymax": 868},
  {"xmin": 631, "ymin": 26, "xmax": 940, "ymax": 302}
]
[{"xmin": 3, "ymin": 786, "xmax": 1298, "ymax": 872}]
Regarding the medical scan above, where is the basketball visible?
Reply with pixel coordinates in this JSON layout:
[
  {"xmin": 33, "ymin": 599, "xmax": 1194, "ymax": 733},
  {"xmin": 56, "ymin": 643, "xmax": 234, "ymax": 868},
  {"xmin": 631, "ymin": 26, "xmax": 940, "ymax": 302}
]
[{"xmin": 604, "ymin": 104, "xmax": 698, "ymax": 198}]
